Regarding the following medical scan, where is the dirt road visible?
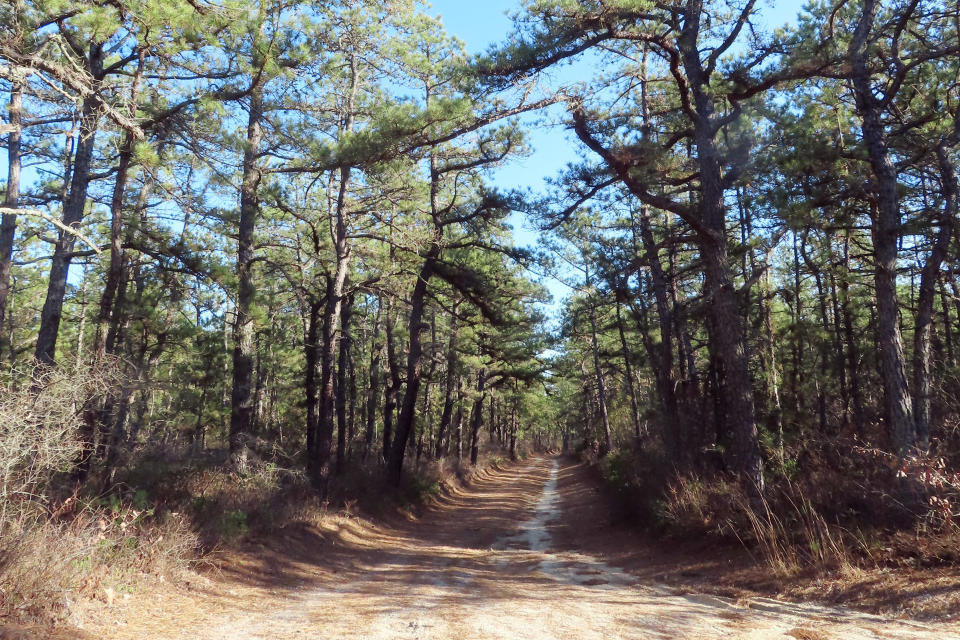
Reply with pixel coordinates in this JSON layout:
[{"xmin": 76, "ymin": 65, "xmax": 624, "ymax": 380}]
[{"xmin": 59, "ymin": 457, "xmax": 960, "ymax": 639}]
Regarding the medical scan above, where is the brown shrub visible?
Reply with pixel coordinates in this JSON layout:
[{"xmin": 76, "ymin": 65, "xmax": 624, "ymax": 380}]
[
  {"xmin": 0, "ymin": 364, "xmax": 197, "ymax": 625},
  {"xmin": 663, "ymin": 474, "xmax": 858, "ymax": 577}
]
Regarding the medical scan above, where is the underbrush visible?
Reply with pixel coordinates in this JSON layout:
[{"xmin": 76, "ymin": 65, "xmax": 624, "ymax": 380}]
[
  {"xmin": 1, "ymin": 502, "xmax": 196, "ymax": 623},
  {"xmin": 117, "ymin": 447, "xmax": 321, "ymax": 549},
  {"xmin": 0, "ymin": 365, "xmax": 197, "ymax": 624},
  {"xmin": 595, "ymin": 437, "xmax": 960, "ymax": 579},
  {"xmin": 0, "ymin": 364, "xmax": 523, "ymax": 626}
]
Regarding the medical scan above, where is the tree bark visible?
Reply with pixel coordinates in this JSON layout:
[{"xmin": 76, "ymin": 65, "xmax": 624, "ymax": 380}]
[
  {"xmin": 383, "ymin": 299, "xmax": 400, "ymax": 461},
  {"xmin": 634, "ymin": 206, "xmax": 681, "ymax": 454},
  {"xmin": 35, "ymin": 44, "xmax": 104, "ymax": 365},
  {"xmin": 787, "ymin": 234, "xmax": 805, "ymax": 416},
  {"xmin": 304, "ymin": 300, "xmax": 322, "ymax": 464},
  {"xmin": 309, "ymin": 50, "xmax": 359, "ymax": 489},
  {"xmin": 913, "ymin": 143, "xmax": 956, "ymax": 449},
  {"xmin": 677, "ymin": 7, "xmax": 763, "ymax": 492},
  {"xmin": 568, "ymin": 4, "xmax": 763, "ymax": 491},
  {"xmin": 0, "ymin": 80, "xmax": 22, "ymax": 345},
  {"xmin": 585, "ymin": 265, "xmax": 612, "ymax": 456},
  {"xmin": 363, "ymin": 299, "xmax": 382, "ymax": 462},
  {"xmin": 454, "ymin": 379, "xmax": 464, "ymax": 461},
  {"xmin": 229, "ymin": 80, "xmax": 263, "ymax": 472},
  {"xmin": 799, "ymin": 233, "xmax": 831, "ymax": 433},
  {"xmin": 469, "ymin": 370, "xmax": 486, "ymax": 465},
  {"xmin": 509, "ymin": 401, "xmax": 518, "ymax": 461},
  {"xmin": 435, "ymin": 306, "xmax": 460, "ymax": 458},
  {"xmin": 840, "ymin": 232, "xmax": 867, "ymax": 429},
  {"xmin": 825, "ymin": 231, "xmax": 851, "ymax": 426},
  {"xmin": 849, "ymin": 0, "xmax": 916, "ymax": 453},
  {"xmin": 336, "ymin": 292, "xmax": 354, "ymax": 474},
  {"xmin": 387, "ymin": 254, "xmax": 437, "ymax": 482},
  {"xmin": 93, "ymin": 52, "xmax": 145, "ymax": 361}
]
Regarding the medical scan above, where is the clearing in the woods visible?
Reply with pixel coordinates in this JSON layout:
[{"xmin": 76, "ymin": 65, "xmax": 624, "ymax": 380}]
[{"xmin": 17, "ymin": 458, "xmax": 958, "ymax": 640}]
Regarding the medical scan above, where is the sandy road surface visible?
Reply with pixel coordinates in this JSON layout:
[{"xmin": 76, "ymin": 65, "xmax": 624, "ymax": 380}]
[{"xmin": 42, "ymin": 457, "xmax": 960, "ymax": 640}]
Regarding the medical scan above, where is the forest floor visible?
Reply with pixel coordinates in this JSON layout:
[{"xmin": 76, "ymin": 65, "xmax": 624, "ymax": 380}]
[{"xmin": 5, "ymin": 457, "xmax": 960, "ymax": 639}]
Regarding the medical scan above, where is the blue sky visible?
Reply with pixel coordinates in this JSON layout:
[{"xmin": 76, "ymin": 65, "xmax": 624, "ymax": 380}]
[
  {"xmin": 425, "ymin": 1, "xmax": 805, "ymax": 319},
  {"xmin": 426, "ymin": 0, "xmax": 805, "ymax": 192}
]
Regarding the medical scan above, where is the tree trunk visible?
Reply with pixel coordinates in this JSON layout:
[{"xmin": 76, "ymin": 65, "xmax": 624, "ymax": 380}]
[
  {"xmin": 825, "ymin": 231, "xmax": 851, "ymax": 426},
  {"xmin": 93, "ymin": 51, "xmax": 145, "ymax": 361},
  {"xmin": 584, "ymin": 260, "xmax": 612, "ymax": 456},
  {"xmin": 0, "ymin": 80, "xmax": 22, "ymax": 345},
  {"xmin": 313, "ymin": 52, "xmax": 360, "ymax": 487},
  {"xmin": 363, "ymin": 299, "xmax": 382, "ymax": 462},
  {"xmin": 469, "ymin": 370, "xmax": 486, "ymax": 466},
  {"xmin": 615, "ymin": 301, "xmax": 644, "ymax": 440},
  {"xmin": 36, "ymin": 45, "xmax": 104, "ymax": 365},
  {"xmin": 383, "ymin": 299, "xmax": 400, "ymax": 461},
  {"xmin": 849, "ymin": 0, "xmax": 915, "ymax": 453},
  {"xmin": 229, "ymin": 80, "xmax": 263, "ymax": 472},
  {"xmin": 454, "ymin": 379, "xmax": 464, "ymax": 462},
  {"xmin": 799, "ymin": 233, "xmax": 831, "ymax": 433},
  {"xmin": 787, "ymin": 233, "xmax": 805, "ymax": 416},
  {"xmin": 762, "ymin": 269, "xmax": 784, "ymax": 455},
  {"xmin": 509, "ymin": 402, "xmax": 518, "ymax": 461},
  {"xmin": 634, "ymin": 206, "xmax": 681, "ymax": 454},
  {"xmin": 387, "ymin": 255, "xmax": 437, "ymax": 482},
  {"xmin": 336, "ymin": 293, "xmax": 354, "ymax": 474},
  {"xmin": 675, "ymin": 2, "xmax": 763, "ymax": 492},
  {"xmin": 913, "ymin": 143, "xmax": 956, "ymax": 449},
  {"xmin": 347, "ymin": 331, "xmax": 357, "ymax": 459},
  {"xmin": 840, "ymin": 232, "xmax": 867, "ymax": 429},
  {"xmin": 304, "ymin": 300, "xmax": 321, "ymax": 465},
  {"xmin": 940, "ymin": 276, "xmax": 954, "ymax": 368},
  {"xmin": 435, "ymin": 309, "xmax": 460, "ymax": 458}
]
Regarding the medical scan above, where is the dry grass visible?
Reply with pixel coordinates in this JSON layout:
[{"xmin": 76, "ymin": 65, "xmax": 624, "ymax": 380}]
[
  {"xmin": 0, "ymin": 365, "xmax": 197, "ymax": 625},
  {"xmin": 663, "ymin": 475, "xmax": 859, "ymax": 578},
  {"xmin": 0, "ymin": 504, "xmax": 196, "ymax": 623},
  {"xmin": 656, "ymin": 434, "xmax": 960, "ymax": 582}
]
